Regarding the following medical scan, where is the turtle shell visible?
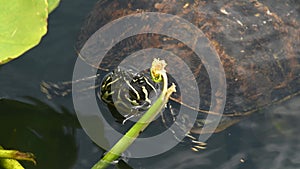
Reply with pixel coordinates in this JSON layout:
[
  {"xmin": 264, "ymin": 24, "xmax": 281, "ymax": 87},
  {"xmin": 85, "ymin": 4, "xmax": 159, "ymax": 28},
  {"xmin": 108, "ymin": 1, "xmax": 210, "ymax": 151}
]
[{"xmin": 76, "ymin": 0, "xmax": 300, "ymax": 133}]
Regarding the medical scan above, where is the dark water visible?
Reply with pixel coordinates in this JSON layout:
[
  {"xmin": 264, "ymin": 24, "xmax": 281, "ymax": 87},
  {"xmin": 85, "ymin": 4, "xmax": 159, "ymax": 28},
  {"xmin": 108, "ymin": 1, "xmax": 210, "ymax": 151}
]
[{"xmin": 1, "ymin": 1, "xmax": 300, "ymax": 169}]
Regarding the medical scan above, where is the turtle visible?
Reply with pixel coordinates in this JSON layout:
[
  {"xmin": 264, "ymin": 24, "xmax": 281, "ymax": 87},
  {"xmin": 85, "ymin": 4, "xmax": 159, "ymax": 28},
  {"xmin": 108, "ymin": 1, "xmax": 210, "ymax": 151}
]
[
  {"xmin": 74, "ymin": 0, "xmax": 300, "ymax": 133},
  {"xmin": 42, "ymin": 0, "xmax": 300, "ymax": 140}
]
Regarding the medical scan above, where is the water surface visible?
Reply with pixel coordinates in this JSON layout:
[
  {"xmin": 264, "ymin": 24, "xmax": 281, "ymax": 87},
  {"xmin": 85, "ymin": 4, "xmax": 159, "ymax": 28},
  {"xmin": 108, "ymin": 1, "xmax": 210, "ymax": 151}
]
[{"xmin": 0, "ymin": 1, "xmax": 299, "ymax": 169}]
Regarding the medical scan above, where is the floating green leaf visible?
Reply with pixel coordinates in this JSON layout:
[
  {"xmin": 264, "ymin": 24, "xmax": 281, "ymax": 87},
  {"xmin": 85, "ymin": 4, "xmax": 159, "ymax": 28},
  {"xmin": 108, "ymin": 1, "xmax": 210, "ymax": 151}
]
[
  {"xmin": 48, "ymin": 0, "xmax": 60, "ymax": 13},
  {"xmin": 0, "ymin": 0, "xmax": 59, "ymax": 65}
]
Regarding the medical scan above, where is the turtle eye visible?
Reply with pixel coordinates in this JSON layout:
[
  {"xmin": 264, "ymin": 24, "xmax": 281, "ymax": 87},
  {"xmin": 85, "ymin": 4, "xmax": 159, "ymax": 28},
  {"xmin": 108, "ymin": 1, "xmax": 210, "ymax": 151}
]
[
  {"xmin": 137, "ymin": 74, "xmax": 142, "ymax": 78},
  {"xmin": 138, "ymin": 80, "xmax": 145, "ymax": 84}
]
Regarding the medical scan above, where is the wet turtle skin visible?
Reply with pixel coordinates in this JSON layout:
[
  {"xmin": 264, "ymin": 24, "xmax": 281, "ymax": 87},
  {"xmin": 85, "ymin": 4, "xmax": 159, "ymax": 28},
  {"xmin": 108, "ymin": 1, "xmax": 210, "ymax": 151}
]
[{"xmin": 76, "ymin": 0, "xmax": 300, "ymax": 134}]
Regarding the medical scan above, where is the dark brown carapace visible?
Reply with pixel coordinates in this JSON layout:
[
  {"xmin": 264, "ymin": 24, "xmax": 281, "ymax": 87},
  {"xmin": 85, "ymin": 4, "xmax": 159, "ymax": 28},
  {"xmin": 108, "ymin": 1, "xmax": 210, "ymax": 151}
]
[{"xmin": 76, "ymin": 0, "xmax": 300, "ymax": 134}]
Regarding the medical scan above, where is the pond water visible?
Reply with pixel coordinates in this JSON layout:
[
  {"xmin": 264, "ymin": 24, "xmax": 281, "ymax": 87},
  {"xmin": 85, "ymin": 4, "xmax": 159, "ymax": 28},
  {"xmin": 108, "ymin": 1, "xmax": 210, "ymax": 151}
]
[{"xmin": 0, "ymin": 0, "xmax": 300, "ymax": 169}]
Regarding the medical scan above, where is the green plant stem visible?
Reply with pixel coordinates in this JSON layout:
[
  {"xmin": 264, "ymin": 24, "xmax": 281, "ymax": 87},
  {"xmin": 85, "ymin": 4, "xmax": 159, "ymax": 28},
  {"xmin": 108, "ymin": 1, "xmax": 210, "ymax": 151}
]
[{"xmin": 92, "ymin": 62, "xmax": 175, "ymax": 169}]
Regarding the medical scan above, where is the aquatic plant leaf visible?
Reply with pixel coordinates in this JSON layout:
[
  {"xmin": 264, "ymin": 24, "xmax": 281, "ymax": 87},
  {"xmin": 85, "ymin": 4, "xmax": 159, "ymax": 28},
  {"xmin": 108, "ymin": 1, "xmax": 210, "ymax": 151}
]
[
  {"xmin": 0, "ymin": 0, "xmax": 48, "ymax": 64},
  {"xmin": 48, "ymin": 0, "xmax": 60, "ymax": 13}
]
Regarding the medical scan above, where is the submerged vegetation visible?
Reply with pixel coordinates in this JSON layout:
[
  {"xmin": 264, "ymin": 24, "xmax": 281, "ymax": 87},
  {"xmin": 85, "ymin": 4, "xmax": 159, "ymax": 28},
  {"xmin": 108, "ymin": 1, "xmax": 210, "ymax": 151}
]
[
  {"xmin": 0, "ymin": 98, "xmax": 78, "ymax": 169},
  {"xmin": 0, "ymin": 145, "xmax": 35, "ymax": 169}
]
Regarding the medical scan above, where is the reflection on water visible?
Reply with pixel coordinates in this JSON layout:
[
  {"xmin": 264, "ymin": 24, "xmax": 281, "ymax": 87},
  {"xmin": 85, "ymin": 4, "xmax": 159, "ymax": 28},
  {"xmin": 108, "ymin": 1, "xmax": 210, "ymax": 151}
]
[
  {"xmin": 3, "ymin": 97, "xmax": 298, "ymax": 168},
  {"xmin": 126, "ymin": 96, "xmax": 300, "ymax": 169},
  {"xmin": 245, "ymin": 96, "xmax": 300, "ymax": 169},
  {"xmin": 0, "ymin": 98, "xmax": 78, "ymax": 169}
]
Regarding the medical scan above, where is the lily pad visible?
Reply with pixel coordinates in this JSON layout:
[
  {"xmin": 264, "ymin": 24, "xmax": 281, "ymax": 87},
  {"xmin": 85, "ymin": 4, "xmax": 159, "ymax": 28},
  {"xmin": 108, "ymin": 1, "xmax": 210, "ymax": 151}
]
[
  {"xmin": 48, "ymin": 0, "xmax": 60, "ymax": 13},
  {"xmin": 0, "ymin": 0, "xmax": 48, "ymax": 64}
]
